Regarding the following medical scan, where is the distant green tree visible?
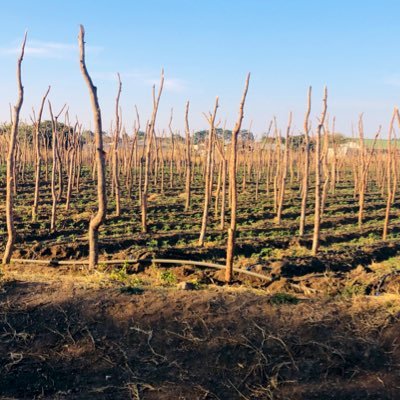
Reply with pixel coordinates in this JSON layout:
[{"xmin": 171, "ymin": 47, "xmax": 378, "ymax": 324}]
[
  {"xmin": 193, "ymin": 130, "xmax": 209, "ymax": 144},
  {"xmin": 193, "ymin": 128, "xmax": 253, "ymax": 144},
  {"xmin": 1, "ymin": 122, "xmax": 33, "ymax": 143},
  {"xmin": 39, "ymin": 120, "xmax": 73, "ymax": 148},
  {"xmin": 261, "ymin": 133, "xmax": 317, "ymax": 151},
  {"xmin": 290, "ymin": 134, "xmax": 306, "ymax": 150}
]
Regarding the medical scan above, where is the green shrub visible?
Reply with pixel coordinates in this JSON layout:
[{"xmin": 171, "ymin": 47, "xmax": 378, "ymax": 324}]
[
  {"xmin": 159, "ymin": 270, "xmax": 177, "ymax": 285},
  {"xmin": 109, "ymin": 265, "xmax": 129, "ymax": 282}
]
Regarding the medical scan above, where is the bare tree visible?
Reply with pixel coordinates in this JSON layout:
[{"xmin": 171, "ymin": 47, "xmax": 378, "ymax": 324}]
[
  {"xmin": 2, "ymin": 32, "xmax": 27, "ymax": 265},
  {"xmin": 184, "ymin": 101, "xmax": 192, "ymax": 211},
  {"xmin": 276, "ymin": 112, "xmax": 292, "ymax": 225},
  {"xmin": 225, "ymin": 73, "xmax": 250, "ymax": 283},
  {"xmin": 78, "ymin": 25, "xmax": 107, "ymax": 269},
  {"xmin": 358, "ymin": 120, "xmax": 380, "ymax": 229},
  {"xmin": 169, "ymin": 108, "xmax": 175, "ymax": 189},
  {"xmin": 113, "ymin": 73, "xmax": 122, "ymax": 216},
  {"xmin": 141, "ymin": 71, "xmax": 164, "ymax": 233},
  {"xmin": 311, "ymin": 87, "xmax": 328, "ymax": 256},
  {"xmin": 32, "ymin": 85, "xmax": 50, "ymax": 221},
  {"xmin": 299, "ymin": 86, "xmax": 311, "ymax": 237},
  {"xmin": 383, "ymin": 108, "xmax": 397, "ymax": 240},
  {"xmin": 198, "ymin": 97, "xmax": 219, "ymax": 246},
  {"xmin": 126, "ymin": 106, "xmax": 140, "ymax": 197},
  {"xmin": 320, "ymin": 121, "xmax": 330, "ymax": 217},
  {"xmin": 65, "ymin": 122, "xmax": 79, "ymax": 211},
  {"xmin": 48, "ymin": 102, "xmax": 66, "ymax": 231}
]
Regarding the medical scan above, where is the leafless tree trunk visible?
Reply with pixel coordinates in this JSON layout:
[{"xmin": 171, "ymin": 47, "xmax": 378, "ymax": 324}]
[
  {"xmin": 273, "ymin": 119, "xmax": 281, "ymax": 214},
  {"xmin": 311, "ymin": 87, "xmax": 328, "ymax": 256},
  {"xmin": 358, "ymin": 119, "xmax": 380, "ymax": 229},
  {"xmin": 56, "ymin": 111, "xmax": 66, "ymax": 202},
  {"xmin": 198, "ymin": 98, "xmax": 218, "ymax": 246},
  {"xmin": 65, "ymin": 122, "xmax": 79, "ymax": 210},
  {"xmin": 169, "ymin": 108, "xmax": 175, "ymax": 189},
  {"xmin": 48, "ymin": 102, "xmax": 66, "ymax": 231},
  {"xmin": 383, "ymin": 108, "xmax": 397, "ymax": 240},
  {"xmin": 276, "ymin": 112, "xmax": 292, "ymax": 225},
  {"xmin": 299, "ymin": 86, "xmax": 311, "ymax": 237},
  {"xmin": 220, "ymin": 158, "xmax": 227, "ymax": 230},
  {"xmin": 215, "ymin": 160, "xmax": 222, "ymax": 217},
  {"xmin": 184, "ymin": 101, "xmax": 191, "ymax": 211},
  {"xmin": 44, "ymin": 133, "xmax": 49, "ymax": 182},
  {"xmin": 320, "ymin": 122, "xmax": 330, "ymax": 217},
  {"xmin": 2, "ymin": 33, "xmax": 26, "ymax": 265},
  {"xmin": 127, "ymin": 107, "xmax": 140, "ymax": 198},
  {"xmin": 141, "ymin": 71, "xmax": 164, "ymax": 233},
  {"xmin": 32, "ymin": 86, "xmax": 50, "ymax": 222},
  {"xmin": 330, "ymin": 117, "xmax": 338, "ymax": 194},
  {"xmin": 113, "ymin": 73, "xmax": 122, "ymax": 216},
  {"xmin": 225, "ymin": 73, "xmax": 250, "ymax": 283},
  {"xmin": 79, "ymin": 25, "xmax": 107, "ymax": 269}
]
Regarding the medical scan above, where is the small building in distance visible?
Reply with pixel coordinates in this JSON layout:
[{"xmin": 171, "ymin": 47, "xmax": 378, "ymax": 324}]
[{"xmin": 328, "ymin": 138, "xmax": 400, "ymax": 159}]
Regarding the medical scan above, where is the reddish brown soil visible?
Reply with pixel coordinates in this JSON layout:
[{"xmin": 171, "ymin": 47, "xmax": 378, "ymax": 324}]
[{"xmin": 1, "ymin": 265, "xmax": 399, "ymax": 399}]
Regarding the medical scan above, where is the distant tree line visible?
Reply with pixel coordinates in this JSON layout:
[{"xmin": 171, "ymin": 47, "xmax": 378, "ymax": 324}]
[
  {"xmin": 260, "ymin": 132, "xmax": 347, "ymax": 150},
  {"xmin": 193, "ymin": 128, "xmax": 254, "ymax": 144}
]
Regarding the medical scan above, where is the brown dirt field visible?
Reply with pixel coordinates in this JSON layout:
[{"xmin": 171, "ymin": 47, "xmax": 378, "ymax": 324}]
[{"xmin": 1, "ymin": 264, "xmax": 400, "ymax": 399}]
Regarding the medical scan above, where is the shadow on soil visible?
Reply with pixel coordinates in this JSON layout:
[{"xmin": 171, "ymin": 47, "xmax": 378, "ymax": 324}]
[{"xmin": 0, "ymin": 279, "xmax": 399, "ymax": 400}]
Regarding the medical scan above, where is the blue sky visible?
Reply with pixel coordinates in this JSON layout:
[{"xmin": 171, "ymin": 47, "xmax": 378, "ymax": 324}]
[{"xmin": 0, "ymin": 0, "xmax": 399, "ymax": 137}]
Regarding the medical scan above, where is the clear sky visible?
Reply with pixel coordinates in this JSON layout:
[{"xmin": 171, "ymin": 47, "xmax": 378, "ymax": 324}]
[{"xmin": 0, "ymin": 0, "xmax": 399, "ymax": 137}]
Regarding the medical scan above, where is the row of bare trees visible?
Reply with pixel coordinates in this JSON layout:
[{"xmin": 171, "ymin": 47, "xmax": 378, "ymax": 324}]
[{"xmin": 2, "ymin": 27, "xmax": 400, "ymax": 282}]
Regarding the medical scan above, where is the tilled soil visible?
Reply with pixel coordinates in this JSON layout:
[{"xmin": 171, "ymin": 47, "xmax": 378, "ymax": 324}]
[{"xmin": 0, "ymin": 265, "xmax": 399, "ymax": 399}]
